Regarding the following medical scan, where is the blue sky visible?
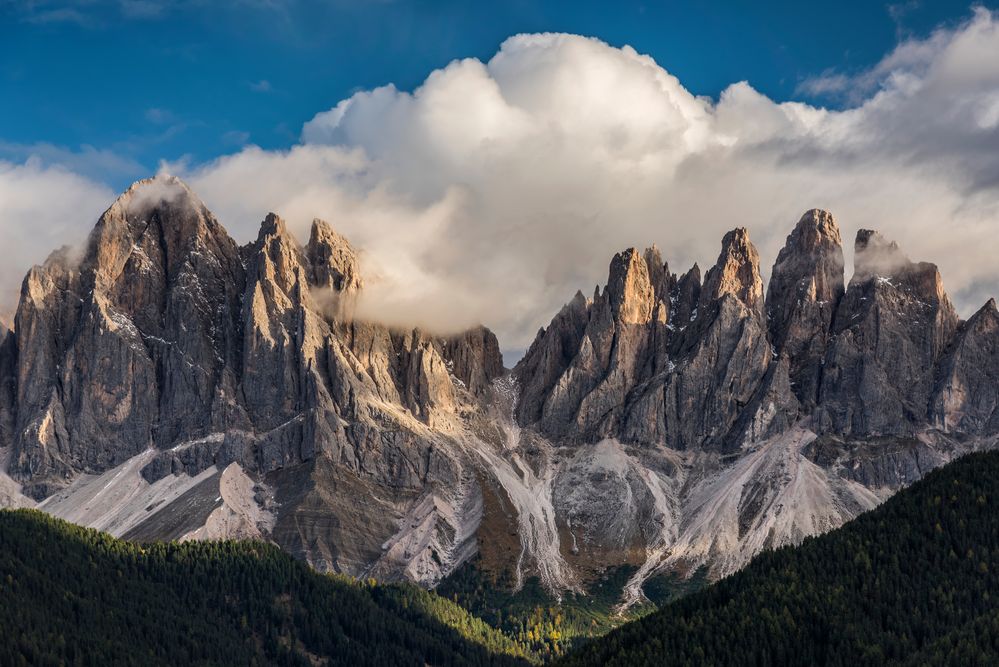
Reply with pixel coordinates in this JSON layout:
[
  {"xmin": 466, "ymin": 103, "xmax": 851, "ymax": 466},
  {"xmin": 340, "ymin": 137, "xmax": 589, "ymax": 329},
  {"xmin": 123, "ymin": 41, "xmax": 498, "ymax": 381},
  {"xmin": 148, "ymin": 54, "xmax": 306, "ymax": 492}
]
[{"xmin": 1, "ymin": 0, "xmax": 992, "ymax": 188}]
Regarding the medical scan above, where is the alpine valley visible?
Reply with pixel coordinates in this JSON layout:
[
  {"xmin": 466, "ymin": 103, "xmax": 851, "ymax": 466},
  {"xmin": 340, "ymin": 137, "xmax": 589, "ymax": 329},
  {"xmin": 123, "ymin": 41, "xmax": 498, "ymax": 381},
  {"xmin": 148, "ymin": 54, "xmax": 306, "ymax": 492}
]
[{"xmin": 2, "ymin": 175, "xmax": 998, "ymax": 635}]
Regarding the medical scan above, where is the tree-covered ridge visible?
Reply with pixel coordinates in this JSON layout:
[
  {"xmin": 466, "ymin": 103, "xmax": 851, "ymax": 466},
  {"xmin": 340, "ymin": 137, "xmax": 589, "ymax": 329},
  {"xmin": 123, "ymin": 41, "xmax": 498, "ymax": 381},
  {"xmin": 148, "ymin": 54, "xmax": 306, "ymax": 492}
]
[
  {"xmin": 560, "ymin": 450, "xmax": 999, "ymax": 666},
  {"xmin": 0, "ymin": 509, "xmax": 529, "ymax": 667}
]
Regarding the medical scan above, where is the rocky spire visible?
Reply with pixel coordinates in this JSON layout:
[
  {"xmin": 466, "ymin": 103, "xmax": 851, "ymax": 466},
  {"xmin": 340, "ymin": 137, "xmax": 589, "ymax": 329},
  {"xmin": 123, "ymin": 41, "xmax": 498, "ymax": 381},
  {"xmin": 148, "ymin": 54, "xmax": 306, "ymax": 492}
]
[
  {"xmin": 671, "ymin": 264, "xmax": 701, "ymax": 329},
  {"xmin": 642, "ymin": 245, "xmax": 675, "ymax": 308},
  {"xmin": 658, "ymin": 227, "xmax": 771, "ymax": 451},
  {"xmin": 514, "ymin": 291, "xmax": 591, "ymax": 426},
  {"xmin": 605, "ymin": 248, "xmax": 655, "ymax": 325},
  {"xmin": 306, "ymin": 219, "xmax": 362, "ymax": 294},
  {"xmin": 766, "ymin": 209, "xmax": 845, "ymax": 408},
  {"xmin": 241, "ymin": 213, "xmax": 315, "ymax": 432},
  {"xmin": 700, "ymin": 228, "xmax": 764, "ymax": 314},
  {"xmin": 851, "ymin": 229, "xmax": 909, "ymax": 284},
  {"xmin": 440, "ymin": 326, "xmax": 504, "ymax": 396}
]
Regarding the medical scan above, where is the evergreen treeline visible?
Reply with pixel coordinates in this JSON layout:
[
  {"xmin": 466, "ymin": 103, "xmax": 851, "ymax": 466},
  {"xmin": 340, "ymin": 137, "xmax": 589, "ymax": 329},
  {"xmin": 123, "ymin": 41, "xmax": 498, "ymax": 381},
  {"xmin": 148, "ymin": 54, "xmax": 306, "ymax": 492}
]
[
  {"xmin": 0, "ymin": 509, "xmax": 529, "ymax": 667},
  {"xmin": 560, "ymin": 450, "xmax": 999, "ymax": 666}
]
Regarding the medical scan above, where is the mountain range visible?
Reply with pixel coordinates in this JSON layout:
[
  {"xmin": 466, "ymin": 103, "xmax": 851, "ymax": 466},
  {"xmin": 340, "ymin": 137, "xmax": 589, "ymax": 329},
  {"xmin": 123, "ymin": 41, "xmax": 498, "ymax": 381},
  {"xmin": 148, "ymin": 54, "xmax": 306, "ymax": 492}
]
[{"xmin": 1, "ymin": 175, "xmax": 997, "ymax": 612}]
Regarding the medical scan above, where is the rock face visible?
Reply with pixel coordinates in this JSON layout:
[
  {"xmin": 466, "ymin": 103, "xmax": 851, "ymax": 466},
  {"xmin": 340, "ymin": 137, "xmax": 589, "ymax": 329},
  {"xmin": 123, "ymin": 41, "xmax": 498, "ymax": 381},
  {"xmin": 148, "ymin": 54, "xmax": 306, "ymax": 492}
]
[
  {"xmin": 932, "ymin": 299, "xmax": 999, "ymax": 434},
  {"xmin": 516, "ymin": 226, "xmax": 773, "ymax": 453},
  {"xmin": 816, "ymin": 230, "xmax": 959, "ymax": 436},
  {"xmin": 766, "ymin": 209, "xmax": 844, "ymax": 409},
  {"xmin": 4, "ymin": 179, "xmax": 998, "ymax": 612},
  {"xmin": 12, "ymin": 180, "xmax": 247, "ymax": 497}
]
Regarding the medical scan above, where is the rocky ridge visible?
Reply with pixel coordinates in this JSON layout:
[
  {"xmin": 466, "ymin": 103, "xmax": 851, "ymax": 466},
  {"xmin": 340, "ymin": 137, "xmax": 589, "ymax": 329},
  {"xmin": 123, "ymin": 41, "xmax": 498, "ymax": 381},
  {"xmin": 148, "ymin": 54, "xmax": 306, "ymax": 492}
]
[{"xmin": 1, "ymin": 179, "xmax": 997, "ymax": 612}]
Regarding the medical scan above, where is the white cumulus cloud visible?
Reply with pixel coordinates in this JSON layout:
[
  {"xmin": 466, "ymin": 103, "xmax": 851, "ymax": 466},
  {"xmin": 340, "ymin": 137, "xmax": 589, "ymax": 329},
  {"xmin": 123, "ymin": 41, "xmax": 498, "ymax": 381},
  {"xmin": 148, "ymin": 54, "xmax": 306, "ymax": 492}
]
[{"xmin": 0, "ymin": 159, "xmax": 114, "ymax": 319}]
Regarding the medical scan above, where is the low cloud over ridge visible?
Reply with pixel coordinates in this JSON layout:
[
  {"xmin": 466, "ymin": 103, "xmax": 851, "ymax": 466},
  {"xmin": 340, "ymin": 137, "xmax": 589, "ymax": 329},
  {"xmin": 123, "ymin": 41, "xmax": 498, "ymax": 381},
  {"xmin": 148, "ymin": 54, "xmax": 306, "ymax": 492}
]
[{"xmin": 5, "ymin": 10, "xmax": 999, "ymax": 352}]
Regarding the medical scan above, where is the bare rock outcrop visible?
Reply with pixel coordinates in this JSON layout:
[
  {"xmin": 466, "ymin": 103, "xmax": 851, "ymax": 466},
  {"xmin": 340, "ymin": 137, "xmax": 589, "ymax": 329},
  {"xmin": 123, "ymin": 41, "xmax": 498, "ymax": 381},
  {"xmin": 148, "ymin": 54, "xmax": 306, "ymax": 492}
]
[
  {"xmin": 816, "ymin": 230, "xmax": 959, "ymax": 436},
  {"xmin": 658, "ymin": 229, "xmax": 771, "ymax": 451},
  {"xmin": 11, "ymin": 178, "xmax": 247, "ymax": 496},
  {"xmin": 441, "ymin": 326, "xmax": 504, "ymax": 396},
  {"xmin": 932, "ymin": 299, "xmax": 999, "ymax": 434},
  {"xmin": 517, "ymin": 227, "xmax": 773, "ymax": 452},
  {"xmin": 766, "ymin": 209, "xmax": 845, "ymax": 408},
  {"xmin": 7, "ymin": 178, "xmax": 500, "ymax": 504}
]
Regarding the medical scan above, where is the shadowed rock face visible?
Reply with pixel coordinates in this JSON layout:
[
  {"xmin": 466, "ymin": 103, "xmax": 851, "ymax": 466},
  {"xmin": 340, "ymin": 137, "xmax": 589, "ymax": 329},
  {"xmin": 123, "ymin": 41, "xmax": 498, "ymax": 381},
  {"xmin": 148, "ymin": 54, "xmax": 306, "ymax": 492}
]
[
  {"xmin": 4, "ymin": 183, "xmax": 998, "ymax": 608},
  {"xmin": 932, "ymin": 299, "xmax": 999, "ymax": 434},
  {"xmin": 815, "ymin": 230, "xmax": 959, "ymax": 437},
  {"xmin": 11, "ymin": 179, "xmax": 247, "ymax": 495},
  {"xmin": 508, "ymin": 209, "xmax": 996, "ymax": 602},
  {"xmin": 766, "ymin": 209, "xmax": 845, "ymax": 409}
]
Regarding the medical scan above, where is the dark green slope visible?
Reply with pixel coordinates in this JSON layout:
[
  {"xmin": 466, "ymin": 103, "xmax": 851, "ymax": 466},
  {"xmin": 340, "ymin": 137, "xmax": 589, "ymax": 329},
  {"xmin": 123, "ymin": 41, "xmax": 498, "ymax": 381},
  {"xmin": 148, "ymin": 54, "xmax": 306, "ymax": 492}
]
[
  {"xmin": 0, "ymin": 509, "xmax": 529, "ymax": 667},
  {"xmin": 561, "ymin": 450, "xmax": 999, "ymax": 667}
]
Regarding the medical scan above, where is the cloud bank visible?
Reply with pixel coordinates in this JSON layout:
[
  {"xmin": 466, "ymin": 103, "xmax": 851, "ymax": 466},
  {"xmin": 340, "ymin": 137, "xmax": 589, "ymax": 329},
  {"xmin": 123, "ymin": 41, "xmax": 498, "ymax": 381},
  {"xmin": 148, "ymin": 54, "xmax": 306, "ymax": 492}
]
[
  {"xmin": 5, "ymin": 9, "xmax": 999, "ymax": 353},
  {"xmin": 0, "ymin": 159, "xmax": 113, "ymax": 318}
]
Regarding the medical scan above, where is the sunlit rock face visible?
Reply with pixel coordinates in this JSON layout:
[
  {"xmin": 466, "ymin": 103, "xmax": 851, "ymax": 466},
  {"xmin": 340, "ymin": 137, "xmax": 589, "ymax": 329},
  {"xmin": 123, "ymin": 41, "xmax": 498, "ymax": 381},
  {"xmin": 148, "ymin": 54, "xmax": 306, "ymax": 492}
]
[{"xmin": 2, "ymin": 178, "xmax": 997, "ymax": 611}]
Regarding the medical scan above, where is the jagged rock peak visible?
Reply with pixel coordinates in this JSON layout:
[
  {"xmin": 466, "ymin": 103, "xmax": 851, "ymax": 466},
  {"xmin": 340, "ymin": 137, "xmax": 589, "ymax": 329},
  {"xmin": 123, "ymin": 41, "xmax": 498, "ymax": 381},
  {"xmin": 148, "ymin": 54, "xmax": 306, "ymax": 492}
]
[
  {"xmin": 605, "ymin": 248, "xmax": 655, "ymax": 325},
  {"xmin": 244, "ymin": 214, "xmax": 363, "ymax": 322},
  {"xmin": 671, "ymin": 263, "xmax": 701, "ymax": 325},
  {"xmin": 701, "ymin": 227, "xmax": 763, "ymax": 312},
  {"xmin": 307, "ymin": 218, "xmax": 362, "ymax": 294},
  {"xmin": 787, "ymin": 209, "xmax": 843, "ymax": 266},
  {"xmin": 441, "ymin": 326, "xmax": 505, "ymax": 395},
  {"xmin": 246, "ymin": 212, "xmax": 309, "ymax": 299},
  {"xmin": 967, "ymin": 298, "xmax": 999, "ymax": 324},
  {"xmin": 766, "ymin": 209, "xmax": 845, "ymax": 408},
  {"xmin": 852, "ymin": 229, "xmax": 910, "ymax": 283},
  {"xmin": 799, "ymin": 208, "xmax": 839, "ymax": 233},
  {"xmin": 84, "ymin": 174, "xmax": 238, "ymax": 294},
  {"xmin": 851, "ymin": 228, "xmax": 952, "ymax": 306},
  {"xmin": 98, "ymin": 175, "xmax": 210, "ymax": 234},
  {"xmin": 771, "ymin": 209, "xmax": 843, "ymax": 288},
  {"xmin": 114, "ymin": 174, "xmax": 200, "ymax": 211},
  {"xmin": 643, "ymin": 244, "xmax": 663, "ymax": 267},
  {"xmin": 642, "ymin": 244, "xmax": 674, "ymax": 306},
  {"xmin": 767, "ymin": 209, "xmax": 845, "ymax": 330},
  {"xmin": 931, "ymin": 295, "xmax": 999, "ymax": 434},
  {"xmin": 257, "ymin": 211, "xmax": 289, "ymax": 239}
]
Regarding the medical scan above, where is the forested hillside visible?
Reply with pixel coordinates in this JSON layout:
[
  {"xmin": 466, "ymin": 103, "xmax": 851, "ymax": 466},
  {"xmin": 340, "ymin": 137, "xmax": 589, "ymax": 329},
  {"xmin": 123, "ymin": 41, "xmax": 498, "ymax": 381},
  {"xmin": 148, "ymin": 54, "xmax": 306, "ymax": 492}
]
[
  {"xmin": 0, "ymin": 509, "xmax": 529, "ymax": 667},
  {"xmin": 561, "ymin": 450, "xmax": 999, "ymax": 666}
]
